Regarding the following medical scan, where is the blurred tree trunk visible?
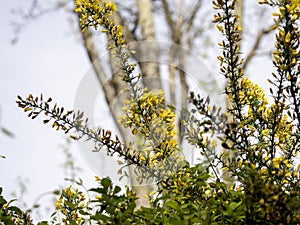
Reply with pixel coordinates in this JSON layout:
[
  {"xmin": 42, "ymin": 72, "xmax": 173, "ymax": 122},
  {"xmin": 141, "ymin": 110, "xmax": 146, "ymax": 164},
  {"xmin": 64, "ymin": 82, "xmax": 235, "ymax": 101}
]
[{"xmin": 136, "ymin": 0, "xmax": 162, "ymax": 91}]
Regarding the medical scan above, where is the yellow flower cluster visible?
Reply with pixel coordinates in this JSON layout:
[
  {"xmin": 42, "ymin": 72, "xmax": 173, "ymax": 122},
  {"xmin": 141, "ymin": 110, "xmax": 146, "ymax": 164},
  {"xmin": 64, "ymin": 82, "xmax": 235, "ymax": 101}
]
[
  {"xmin": 74, "ymin": 0, "xmax": 125, "ymax": 46},
  {"xmin": 272, "ymin": 1, "xmax": 299, "ymax": 70},
  {"xmin": 239, "ymin": 77, "xmax": 268, "ymax": 109},
  {"xmin": 75, "ymin": 0, "xmax": 138, "ymax": 89},
  {"xmin": 75, "ymin": 0, "xmax": 116, "ymax": 14},
  {"xmin": 234, "ymin": 74, "xmax": 298, "ymax": 185},
  {"xmin": 260, "ymin": 105, "xmax": 295, "ymax": 150},
  {"xmin": 55, "ymin": 186, "xmax": 86, "ymax": 224},
  {"xmin": 158, "ymin": 166, "xmax": 212, "ymax": 206},
  {"xmin": 234, "ymin": 77, "xmax": 269, "ymax": 136},
  {"xmin": 238, "ymin": 104, "xmax": 297, "ymax": 184},
  {"xmin": 121, "ymin": 90, "xmax": 176, "ymax": 138},
  {"xmin": 121, "ymin": 89, "xmax": 180, "ymax": 173},
  {"xmin": 258, "ymin": 157, "xmax": 297, "ymax": 184},
  {"xmin": 75, "ymin": 0, "xmax": 181, "ymax": 178}
]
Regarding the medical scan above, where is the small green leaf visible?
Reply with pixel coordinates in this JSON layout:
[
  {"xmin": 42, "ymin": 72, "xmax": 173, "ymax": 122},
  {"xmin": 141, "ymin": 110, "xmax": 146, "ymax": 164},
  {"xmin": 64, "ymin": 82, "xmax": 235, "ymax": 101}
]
[
  {"xmin": 101, "ymin": 177, "xmax": 112, "ymax": 191},
  {"xmin": 165, "ymin": 199, "xmax": 179, "ymax": 210},
  {"xmin": 79, "ymin": 209, "xmax": 90, "ymax": 216},
  {"xmin": 91, "ymin": 212, "xmax": 109, "ymax": 221},
  {"xmin": 37, "ymin": 221, "xmax": 48, "ymax": 225},
  {"xmin": 7, "ymin": 206, "xmax": 22, "ymax": 214},
  {"xmin": 0, "ymin": 195, "xmax": 7, "ymax": 205},
  {"xmin": 113, "ymin": 186, "xmax": 121, "ymax": 194},
  {"xmin": 65, "ymin": 200, "xmax": 75, "ymax": 209},
  {"xmin": 53, "ymin": 190, "xmax": 60, "ymax": 195}
]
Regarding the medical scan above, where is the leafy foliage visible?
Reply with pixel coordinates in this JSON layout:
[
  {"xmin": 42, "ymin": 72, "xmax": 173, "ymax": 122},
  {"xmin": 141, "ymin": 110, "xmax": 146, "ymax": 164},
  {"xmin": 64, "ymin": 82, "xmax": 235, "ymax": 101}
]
[
  {"xmin": 1, "ymin": 0, "xmax": 300, "ymax": 224},
  {"xmin": 0, "ymin": 187, "xmax": 34, "ymax": 225}
]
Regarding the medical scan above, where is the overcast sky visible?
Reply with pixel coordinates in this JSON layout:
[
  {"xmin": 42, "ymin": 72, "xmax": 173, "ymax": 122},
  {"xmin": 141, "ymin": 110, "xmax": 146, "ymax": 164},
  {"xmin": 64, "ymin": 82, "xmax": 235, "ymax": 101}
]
[
  {"xmin": 0, "ymin": 0, "xmax": 275, "ymax": 221},
  {"xmin": 0, "ymin": 1, "xmax": 101, "ymax": 219}
]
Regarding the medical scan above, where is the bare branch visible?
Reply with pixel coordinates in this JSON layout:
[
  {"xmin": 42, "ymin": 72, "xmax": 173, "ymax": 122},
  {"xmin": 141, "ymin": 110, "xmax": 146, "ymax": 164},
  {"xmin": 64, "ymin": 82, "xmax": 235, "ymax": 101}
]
[
  {"xmin": 243, "ymin": 26, "xmax": 274, "ymax": 70},
  {"xmin": 161, "ymin": 0, "xmax": 176, "ymax": 39},
  {"xmin": 184, "ymin": 0, "xmax": 203, "ymax": 33},
  {"xmin": 11, "ymin": 0, "xmax": 70, "ymax": 44}
]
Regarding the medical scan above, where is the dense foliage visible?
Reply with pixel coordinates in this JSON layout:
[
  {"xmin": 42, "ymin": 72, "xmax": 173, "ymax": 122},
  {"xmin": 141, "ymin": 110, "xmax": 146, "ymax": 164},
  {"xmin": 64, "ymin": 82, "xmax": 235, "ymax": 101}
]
[{"xmin": 1, "ymin": 0, "xmax": 300, "ymax": 224}]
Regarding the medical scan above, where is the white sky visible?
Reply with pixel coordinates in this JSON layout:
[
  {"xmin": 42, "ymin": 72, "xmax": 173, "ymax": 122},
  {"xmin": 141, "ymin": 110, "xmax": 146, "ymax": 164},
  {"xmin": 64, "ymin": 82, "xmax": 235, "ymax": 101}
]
[
  {"xmin": 0, "ymin": 0, "xmax": 275, "ymax": 222},
  {"xmin": 0, "ymin": 1, "xmax": 100, "ymax": 220}
]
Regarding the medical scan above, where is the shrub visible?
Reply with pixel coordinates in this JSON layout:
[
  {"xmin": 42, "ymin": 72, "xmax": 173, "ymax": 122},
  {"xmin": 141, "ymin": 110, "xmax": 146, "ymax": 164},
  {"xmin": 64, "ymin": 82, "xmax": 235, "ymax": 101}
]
[{"xmin": 2, "ymin": 0, "xmax": 299, "ymax": 224}]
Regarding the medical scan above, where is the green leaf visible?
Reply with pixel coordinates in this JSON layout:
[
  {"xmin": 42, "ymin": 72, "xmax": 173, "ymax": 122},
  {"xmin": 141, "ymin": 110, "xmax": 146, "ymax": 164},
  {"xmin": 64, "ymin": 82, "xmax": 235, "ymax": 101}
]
[
  {"xmin": 53, "ymin": 190, "xmax": 60, "ymax": 195},
  {"xmin": 113, "ymin": 186, "xmax": 121, "ymax": 194},
  {"xmin": 37, "ymin": 221, "xmax": 49, "ymax": 225},
  {"xmin": 89, "ymin": 187, "xmax": 101, "ymax": 194},
  {"xmin": 1, "ymin": 128, "xmax": 14, "ymax": 138},
  {"xmin": 169, "ymin": 217, "xmax": 185, "ymax": 225},
  {"xmin": 65, "ymin": 200, "xmax": 75, "ymax": 209},
  {"xmin": 223, "ymin": 201, "xmax": 243, "ymax": 217},
  {"xmin": 101, "ymin": 177, "xmax": 112, "ymax": 191},
  {"xmin": 230, "ymin": 201, "xmax": 243, "ymax": 210},
  {"xmin": 70, "ymin": 219, "xmax": 77, "ymax": 225},
  {"xmin": 79, "ymin": 209, "xmax": 90, "ymax": 216},
  {"xmin": 7, "ymin": 206, "xmax": 22, "ymax": 214},
  {"xmin": 91, "ymin": 212, "xmax": 110, "ymax": 221},
  {"xmin": 165, "ymin": 200, "xmax": 179, "ymax": 210},
  {"xmin": 0, "ymin": 196, "xmax": 7, "ymax": 205}
]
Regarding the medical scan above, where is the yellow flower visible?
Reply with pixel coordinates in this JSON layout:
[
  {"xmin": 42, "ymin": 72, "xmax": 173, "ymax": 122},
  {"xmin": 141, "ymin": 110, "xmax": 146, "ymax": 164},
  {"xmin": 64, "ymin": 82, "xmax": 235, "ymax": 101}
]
[
  {"xmin": 273, "ymin": 195, "xmax": 279, "ymax": 200},
  {"xmin": 283, "ymin": 159, "xmax": 291, "ymax": 168},
  {"xmin": 261, "ymin": 129, "xmax": 268, "ymax": 136},
  {"xmin": 237, "ymin": 161, "xmax": 243, "ymax": 168},
  {"xmin": 258, "ymin": 0, "xmax": 266, "ymax": 4},
  {"xmin": 106, "ymin": 2, "xmax": 117, "ymax": 12},
  {"xmin": 273, "ymin": 157, "xmax": 282, "ymax": 163},
  {"xmin": 285, "ymin": 172, "xmax": 292, "ymax": 177},
  {"xmin": 95, "ymin": 195, "xmax": 102, "ymax": 199},
  {"xmin": 55, "ymin": 197, "xmax": 62, "ymax": 210},
  {"xmin": 250, "ymin": 163, "xmax": 256, "ymax": 170},
  {"xmin": 259, "ymin": 198, "xmax": 265, "ymax": 205},
  {"xmin": 65, "ymin": 186, "xmax": 74, "ymax": 198},
  {"xmin": 272, "ymin": 12, "xmax": 280, "ymax": 17},
  {"xmin": 260, "ymin": 168, "xmax": 268, "ymax": 174}
]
